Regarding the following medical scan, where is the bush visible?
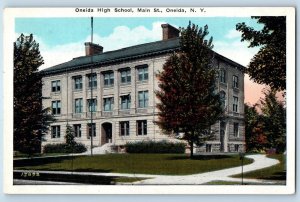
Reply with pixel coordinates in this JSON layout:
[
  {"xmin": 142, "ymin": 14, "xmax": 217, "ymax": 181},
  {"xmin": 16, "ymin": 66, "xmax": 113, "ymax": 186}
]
[
  {"xmin": 43, "ymin": 143, "xmax": 87, "ymax": 154},
  {"xmin": 125, "ymin": 141, "xmax": 185, "ymax": 154}
]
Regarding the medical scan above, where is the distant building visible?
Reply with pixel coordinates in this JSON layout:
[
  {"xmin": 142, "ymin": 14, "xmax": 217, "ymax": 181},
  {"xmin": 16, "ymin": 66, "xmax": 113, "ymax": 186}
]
[{"xmin": 41, "ymin": 24, "xmax": 245, "ymax": 153}]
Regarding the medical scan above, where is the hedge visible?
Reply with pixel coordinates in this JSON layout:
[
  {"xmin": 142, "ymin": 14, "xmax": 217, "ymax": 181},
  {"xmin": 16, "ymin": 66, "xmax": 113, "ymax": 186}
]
[
  {"xmin": 125, "ymin": 141, "xmax": 186, "ymax": 154},
  {"xmin": 43, "ymin": 143, "xmax": 87, "ymax": 154}
]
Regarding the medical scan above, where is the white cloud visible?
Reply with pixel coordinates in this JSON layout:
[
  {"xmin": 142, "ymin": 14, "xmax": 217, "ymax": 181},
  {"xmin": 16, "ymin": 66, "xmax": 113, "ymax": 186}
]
[
  {"xmin": 225, "ymin": 29, "xmax": 242, "ymax": 39},
  {"xmin": 35, "ymin": 21, "xmax": 166, "ymax": 70},
  {"xmin": 87, "ymin": 22, "xmax": 164, "ymax": 52},
  {"xmin": 40, "ymin": 43, "xmax": 84, "ymax": 70},
  {"xmin": 213, "ymin": 39, "xmax": 258, "ymax": 67}
]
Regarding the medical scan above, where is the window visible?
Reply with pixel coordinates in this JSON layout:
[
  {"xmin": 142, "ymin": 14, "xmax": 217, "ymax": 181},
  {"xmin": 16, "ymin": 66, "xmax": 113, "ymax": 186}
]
[
  {"xmin": 137, "ymin": 120, "xmax": 147, "ymax": 135},
  {"xmin": 103, "ymin": 97, "xmax": 114, "ymax": 111},
  {"xmin": 234, "ymin": 144, "xmax": 240, "ymax": 152},
  {"xmin": 51, "ymin": 126, "xmax": 60, "ymax": 138},
  {"xmin": 137, "ymin": 65, "xmax": 148, "ymax": 81},
  {"xmin": 120, "ymin": 95, "xmax": 131, "ymax": 109},
  {"xmin": 88, "ymin": 74, "xmax": 97, "ymax": 89},
  {"xmin": 220, "ymin": 69, "xmax": 226, "ymax": 83},
  {"xmin": 220, "ymin": 91, "xmax": 226, "ymax": 108},
  {"xmin": 87, "ymin": 99, "xmax": 97, "ymax": 112},
  {"xmin": 233, "ymin": 75, "xmax": 239, "ymax": 88},
  {"xmin": 74, "ymin": 124, "xmax": 81, "ymax": 138},
  {"xmin": 120, "ymin": 69, "xmax": 131, "ymax": 84},
  {"xmin": 87, "ymin": 123, "xmax": 96, "ymax": 138},
  {"xmin": 51, "ymin": 80, "xmax": 61, "ymax": 92},
  {"xmin": 103, "ymin": 72, "xmax": 114, "ymax": 87},
  {"xmin": 120, "ymin": 121, "xmax": 130, "ymax": 136},
  {"xmin": 233, "ymin": 123, "xmax": 239, "ymax": 137},
  {"xmin": 74, "ymin": 76, "xmax": 83, "ymax": 90},
  {"xmin": 52, "ymin": 100, "xmax": 61, "ymax": 115},
  {"xmin": 75, "ymin": 98, "xmax": 83, "ymax": 113},
  {"xmin": 206, "ymin": 144, "xmax": 212, "ymax": 152},
  {"xmin": 138, "ymin": 91, "xmax": 149, "ymax": 108},
  {"xmin": 233, "ymin": 96, "xmax": 238, "ymax": 112}
]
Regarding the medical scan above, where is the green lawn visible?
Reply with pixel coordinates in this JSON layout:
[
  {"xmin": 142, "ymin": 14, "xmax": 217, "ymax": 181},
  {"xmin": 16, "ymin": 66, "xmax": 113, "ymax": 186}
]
[
  {"xmin": 14, "ymin": 153, "xmax": 253, "ymax": 175},
  {"xmin": 231, "ymin": 154, "xmax": 286, "ymax": 181},
  {"xmin": 14, "ymin": 152, "xmax": 70, "ymax": 159}
]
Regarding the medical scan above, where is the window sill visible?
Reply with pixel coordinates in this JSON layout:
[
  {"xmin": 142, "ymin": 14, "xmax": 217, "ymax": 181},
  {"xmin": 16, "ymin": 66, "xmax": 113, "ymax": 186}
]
[
  {"xmin": 103, "ymin": 86, "xmax": 114, "ymax": 89},
  {"xmin": 50, "ymin": 91, "xmax": 61, "ymax": 95},
  {"xmin": 233, "ymin": 87, "xmax": 239, "ymax": 91},
  {"xmin": 52, "ymin": 114, "xmax": 61, "ymax": 116},
  {"xmin": 120, "ymin": 83, "xmax": 131, "ymax": 86},
  {"xmin": 137, "ymin": 81, "xmax": 148, "ymax": 85}
]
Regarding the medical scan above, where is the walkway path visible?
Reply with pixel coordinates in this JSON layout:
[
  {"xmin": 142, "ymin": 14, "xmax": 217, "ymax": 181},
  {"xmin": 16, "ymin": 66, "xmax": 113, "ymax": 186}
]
[
  {"xmin": 133, "ymin": 154, "xmax": 280, "ymax": 184},
  {"xmin": 14, "ymin": 154, "xmax": 281, "ymax": 185}
]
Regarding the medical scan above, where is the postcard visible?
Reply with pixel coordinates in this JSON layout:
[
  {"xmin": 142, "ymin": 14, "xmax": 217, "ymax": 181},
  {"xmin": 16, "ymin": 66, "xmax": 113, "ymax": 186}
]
[{"xmin": 3, "ymin": 7, "xmax": 295, "ymax": 194}]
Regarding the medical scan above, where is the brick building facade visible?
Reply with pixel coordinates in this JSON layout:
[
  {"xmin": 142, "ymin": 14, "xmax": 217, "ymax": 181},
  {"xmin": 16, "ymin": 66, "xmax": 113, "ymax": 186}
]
[{"xmin": 41, "ymin": 24, "xmax": 245, "ymax": 153}]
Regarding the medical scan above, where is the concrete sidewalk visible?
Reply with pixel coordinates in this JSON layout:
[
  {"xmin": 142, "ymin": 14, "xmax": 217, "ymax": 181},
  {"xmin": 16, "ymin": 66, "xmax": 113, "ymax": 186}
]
[
  {"xmin": 14, "ymin": 154, "xmax": 281, "ymax": 185},
  {"xmin": 132, "ymin": 154, "xmax": 280, "ymax": 184}
]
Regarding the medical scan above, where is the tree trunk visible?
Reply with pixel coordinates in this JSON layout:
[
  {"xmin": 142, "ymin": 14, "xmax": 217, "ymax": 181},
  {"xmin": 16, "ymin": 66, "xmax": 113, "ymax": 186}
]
[
  {"xmin": 190, "ymin": 140, "xmax": 194, "ymax": 158},
  {"xmin": 190, "ymin": 130, "xmax": 194, "ymax": 158}
]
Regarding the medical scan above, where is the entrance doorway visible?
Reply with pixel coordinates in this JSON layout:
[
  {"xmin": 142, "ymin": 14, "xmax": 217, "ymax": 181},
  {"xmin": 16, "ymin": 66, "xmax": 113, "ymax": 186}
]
[{"xmin": 101, "ymin": 122, "xmax": 112, "ymax": 145}]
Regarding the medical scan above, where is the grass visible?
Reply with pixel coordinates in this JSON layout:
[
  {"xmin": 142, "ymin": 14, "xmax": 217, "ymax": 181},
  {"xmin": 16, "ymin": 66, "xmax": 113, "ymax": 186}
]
[
  {"xmin": 14, "ymin": 152, "xmax": 70, "ymax": 159},
  {"xmin": 231, "ymin": 154, "xmax": 286, "ymax": 181},
  {"xmin": 14, "ymin": 153, "xmax": 253, "ymax": 175}
]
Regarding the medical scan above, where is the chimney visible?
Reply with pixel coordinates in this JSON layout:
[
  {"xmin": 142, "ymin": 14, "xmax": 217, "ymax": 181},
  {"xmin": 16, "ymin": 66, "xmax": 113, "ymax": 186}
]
[
  {"xmin": 84, "ymin": 42, "xmax": 103, "ymax": 56},
  {"xmin": 161, "ymin": 24, "xmax": 180, "ymax": 40}
]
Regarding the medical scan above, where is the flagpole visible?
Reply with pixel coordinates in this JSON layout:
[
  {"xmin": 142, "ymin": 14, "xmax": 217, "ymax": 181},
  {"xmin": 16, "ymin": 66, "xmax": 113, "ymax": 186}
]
[{"xmin": 90, "ymin": 16, "xmax": 94, "ymax": 156}]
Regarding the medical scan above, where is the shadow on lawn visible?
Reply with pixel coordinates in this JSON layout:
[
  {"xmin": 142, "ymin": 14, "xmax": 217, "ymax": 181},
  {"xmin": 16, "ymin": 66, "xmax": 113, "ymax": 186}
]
[
  {"xmin": 74, "ymin": 168, "xmax": 112, "ymax": 173},
  {"xmin": 167, "ymin": 155, "xmax": 232, "ymax": 160},
  {"xmin": 263, "ymin": 171, "xmax": 286, "ymax": 181},
  {"xmin": 14, "ymin": 156, "xmax": 75, "ymax": 167},
  {"xmin": 13, "ymin": 171, "xmax": 119, "ymax": 185}
]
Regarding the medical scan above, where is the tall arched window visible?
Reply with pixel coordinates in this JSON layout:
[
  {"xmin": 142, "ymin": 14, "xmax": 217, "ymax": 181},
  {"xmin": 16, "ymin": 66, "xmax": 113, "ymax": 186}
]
[
  {"xmin": 220, "ymin": 91, "xmax": 226, "ymax": 108},
  {"xmin": 220, "ymin": 69, "xmax": 226, "ymax": 83}
]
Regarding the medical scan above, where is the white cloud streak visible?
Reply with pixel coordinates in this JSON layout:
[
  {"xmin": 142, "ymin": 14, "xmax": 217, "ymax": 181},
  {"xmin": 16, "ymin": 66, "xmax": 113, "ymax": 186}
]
[{"xmin": 34, "ymin": 21, "xmax": 165, "ymax": 70}]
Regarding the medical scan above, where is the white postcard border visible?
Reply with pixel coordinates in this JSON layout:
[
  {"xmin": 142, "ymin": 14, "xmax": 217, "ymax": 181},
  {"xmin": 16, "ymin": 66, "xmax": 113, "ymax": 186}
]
[{"xmin": 3, "ymin": 7, "xmax": 295, "ymax": 194}]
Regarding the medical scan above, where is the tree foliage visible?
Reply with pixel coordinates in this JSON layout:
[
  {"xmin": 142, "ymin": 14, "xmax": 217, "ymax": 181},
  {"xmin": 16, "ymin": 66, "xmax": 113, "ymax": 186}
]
[
  {"xmin": 244, "ymin": 104, "xmax": 268, "ymax": 152},
  {"xmin": 260, "ymin": 89, "xmax": 286, "ymax": 153},
  {"xmin": 14, "ymin": 34, "xmax": 53, "ymax": 155},
  {"xmin": 236, "ymin": 17, "xmax": 286, "ymax": 91},
  {"xmin": 65, "ymin": 124, "xmax": 76, "ymax": 147},
  {"xmin": 244, "ymin": 89, "xmax": 286, "ymax": 153},
  {"xmin": 156, "ymin": 22, "xmax": 223, "ymax": 157}
]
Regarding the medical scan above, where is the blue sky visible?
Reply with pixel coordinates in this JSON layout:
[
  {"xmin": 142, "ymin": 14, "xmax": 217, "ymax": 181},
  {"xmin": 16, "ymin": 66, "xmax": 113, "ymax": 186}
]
[
  {"xmin": 15, "ymin": 17, "xmax": 264, "ymax": 104},
  {"xmin": 16, "ymin": 17, "xmax": 261, "ymax": 47}
]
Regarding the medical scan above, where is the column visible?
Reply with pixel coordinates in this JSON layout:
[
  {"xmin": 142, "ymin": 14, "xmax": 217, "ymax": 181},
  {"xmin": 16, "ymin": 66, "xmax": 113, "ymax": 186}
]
[
  {"xmin": 82, "ymin": 75, "xmax": 87, "ymax": 118},
  {"xmin": 130, "ymin": 67, "xmax": 136, "ymax": 114},
  {"xmin": 113, "ymin": 70, "xmax": 119, "ymax": 116},
  {"xmin": 97, "ymin": 72, "xmax": 102, "ymax": 118}
]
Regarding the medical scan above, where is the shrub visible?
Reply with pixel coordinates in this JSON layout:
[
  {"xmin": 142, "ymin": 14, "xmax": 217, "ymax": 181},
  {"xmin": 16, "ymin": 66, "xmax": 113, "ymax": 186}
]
[
  {"xmin": 43, "ymin": 143, "xmax": 87, "ymax": 154},
  {"xmin": 125, "ymin": 141, "xmax": 185, "ymax": 154}
]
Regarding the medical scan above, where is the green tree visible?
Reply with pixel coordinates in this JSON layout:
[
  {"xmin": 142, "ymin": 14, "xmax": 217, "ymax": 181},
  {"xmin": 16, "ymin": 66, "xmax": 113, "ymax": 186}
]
[
  {"xmin": 156, "ymin": 22, "xmax": 223, "ymax": 158},
  {"xmin": 236, "ymin": 17, "xmax": 286, "ymax": 91},
  {"xmin": 260, "ymin": 89, "xmax": 286, "ymax": 153},
  {"xmin": 244, "ymin": 103, "xmax": 268, "ymax": 152},
  {"xmin": 14, "ymin": 34, "xmax": 53, "ymax": 155},
  {"xmin": 65, "ymin": 124, "xmax": 76, "ymax": 148}
]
